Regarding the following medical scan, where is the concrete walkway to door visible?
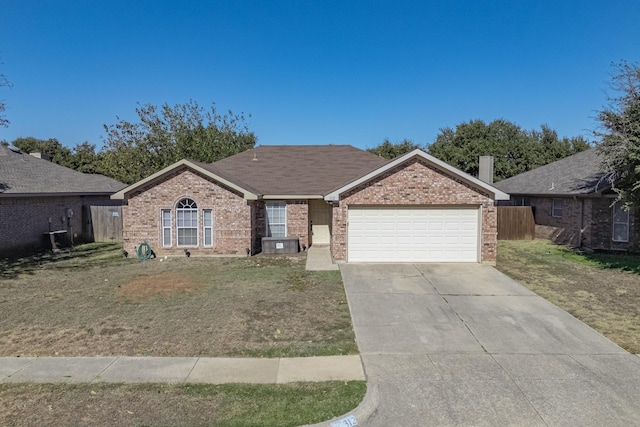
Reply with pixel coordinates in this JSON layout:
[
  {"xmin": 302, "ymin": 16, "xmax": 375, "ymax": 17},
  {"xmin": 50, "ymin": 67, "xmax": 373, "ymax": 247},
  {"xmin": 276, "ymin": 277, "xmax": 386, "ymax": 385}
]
[{"xmin": 340, "ymin": 263, "xmax": 640, "ymax": 427}]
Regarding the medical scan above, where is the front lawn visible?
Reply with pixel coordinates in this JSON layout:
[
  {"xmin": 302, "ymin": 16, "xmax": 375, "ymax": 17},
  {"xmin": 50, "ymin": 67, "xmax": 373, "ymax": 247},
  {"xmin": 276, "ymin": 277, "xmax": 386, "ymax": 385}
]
[
  {"xmin": 497, "ymin": 239, "xmax": 640, "ymax": 353},
  {"xmin": 0, "ymin": 381, "xmax": 366, "ymax": 427},
  {"xmin": 0, "ymin": 243, "xmax": 357, "ymax": 357}
]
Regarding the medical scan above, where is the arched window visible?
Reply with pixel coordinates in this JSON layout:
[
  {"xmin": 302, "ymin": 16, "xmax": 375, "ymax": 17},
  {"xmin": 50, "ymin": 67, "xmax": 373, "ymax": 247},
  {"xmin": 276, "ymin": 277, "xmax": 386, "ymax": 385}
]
[{"xmin": 176, "ymin": 198, "xmax": 198, "ymax": 246}]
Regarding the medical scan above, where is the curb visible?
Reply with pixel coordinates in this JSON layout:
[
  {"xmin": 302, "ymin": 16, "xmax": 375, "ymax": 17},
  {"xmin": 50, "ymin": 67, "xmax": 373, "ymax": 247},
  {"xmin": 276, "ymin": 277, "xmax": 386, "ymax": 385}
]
[{"xmin": 302, "ymin": 381, "xmax": 379, "ymax": 427}]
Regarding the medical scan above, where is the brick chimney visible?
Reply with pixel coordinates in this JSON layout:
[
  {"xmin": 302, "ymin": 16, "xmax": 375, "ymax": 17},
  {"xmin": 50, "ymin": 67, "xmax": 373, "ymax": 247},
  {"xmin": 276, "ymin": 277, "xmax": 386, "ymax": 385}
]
[
  {"xmin": 30, "ymin": 152, "xmax": 51, "ymax": 161},
  {"xmin": 478, "ymin": 156, "xmax": 494, "ymax": 184}
]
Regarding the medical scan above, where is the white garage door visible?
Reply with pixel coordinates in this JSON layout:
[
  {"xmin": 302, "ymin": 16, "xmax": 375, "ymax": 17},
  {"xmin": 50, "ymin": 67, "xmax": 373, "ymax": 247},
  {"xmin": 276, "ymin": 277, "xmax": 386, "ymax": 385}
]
[{"xmin": 347, "ymin": 207, "xmax": 479, "ymax": 262}]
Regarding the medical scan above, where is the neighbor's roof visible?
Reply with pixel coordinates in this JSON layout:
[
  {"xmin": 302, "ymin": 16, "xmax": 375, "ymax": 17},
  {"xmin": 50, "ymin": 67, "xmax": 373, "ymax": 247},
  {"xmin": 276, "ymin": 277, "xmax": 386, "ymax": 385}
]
[
  {"xmin": 208, "ymin": 145, "xmax": 390, "ymax": 197},
  {"xmin": 494, "ymin": 148, "xmax": 610, "ymax": 196},
  {"xmin": 0, "ymin": 145, "xmax": 126, "ymax": 196}
]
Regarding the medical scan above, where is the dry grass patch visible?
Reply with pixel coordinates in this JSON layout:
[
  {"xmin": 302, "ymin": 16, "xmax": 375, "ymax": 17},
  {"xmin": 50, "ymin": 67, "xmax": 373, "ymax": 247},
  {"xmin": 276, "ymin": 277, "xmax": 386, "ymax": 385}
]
[
  {"xmin": 0, "ymin": 244, "xmax": 357, "ymax": 357},
  {"xmin": 497, "ymin": 239, "xmax": 640, "ymax": 353},
  {"xmin": 117, "ymin": 272, "xmax": 203, "ymax": 302}
]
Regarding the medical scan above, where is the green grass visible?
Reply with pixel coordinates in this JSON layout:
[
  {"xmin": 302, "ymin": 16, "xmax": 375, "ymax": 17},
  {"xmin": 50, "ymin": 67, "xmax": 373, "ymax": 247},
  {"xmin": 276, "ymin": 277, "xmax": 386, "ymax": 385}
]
[
  {"xmin": 0, "ymin": 242, "xmax": 127, "ymax": 280},
  {"xmin": 0, "ymin": 381, "xmax": 367, "ymax": 427}
]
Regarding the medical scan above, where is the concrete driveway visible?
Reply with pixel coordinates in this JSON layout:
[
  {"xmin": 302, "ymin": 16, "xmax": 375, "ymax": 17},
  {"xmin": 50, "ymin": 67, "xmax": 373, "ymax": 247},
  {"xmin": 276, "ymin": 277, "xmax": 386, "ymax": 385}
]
[{"xmin": 340, "ymin": 263, "xmax": 640, "ymax": 427}]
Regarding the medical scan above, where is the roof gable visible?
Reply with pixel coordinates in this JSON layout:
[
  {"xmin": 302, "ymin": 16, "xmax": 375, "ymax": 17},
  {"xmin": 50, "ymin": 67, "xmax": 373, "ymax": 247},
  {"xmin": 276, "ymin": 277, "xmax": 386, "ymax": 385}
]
[
  {"xmin": 0, "ymin": 145, "xmax": 125, "ymax": 196},
  {"xmin": 110, "ymin": 159, "xmax": 260, "ymax": 200},
  {"xmin": 325, "ymin": 149, "xmax": 510, "ymax": 201},
  {"xmin": 494, "ymin": 148, "xmax": 608, "ymax": 196}
]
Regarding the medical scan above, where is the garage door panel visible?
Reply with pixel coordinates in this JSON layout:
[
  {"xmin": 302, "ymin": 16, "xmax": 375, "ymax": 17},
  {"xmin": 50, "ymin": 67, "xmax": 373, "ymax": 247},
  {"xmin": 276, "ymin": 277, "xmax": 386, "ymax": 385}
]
[
  {"xmin": 348, "ymin": 207, "xmax": 479, "ymax": 263},
  {"xmin": 429, "ymin": 221, "xmax": 444, "ymax": 230}
]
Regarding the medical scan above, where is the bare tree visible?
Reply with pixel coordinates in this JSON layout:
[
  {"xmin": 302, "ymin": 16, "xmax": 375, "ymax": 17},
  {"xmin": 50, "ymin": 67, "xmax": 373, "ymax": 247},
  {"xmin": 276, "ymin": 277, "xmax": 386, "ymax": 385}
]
[{"xmin": 0, "ymin": 71, "xmax": 11, "ymax": 128}]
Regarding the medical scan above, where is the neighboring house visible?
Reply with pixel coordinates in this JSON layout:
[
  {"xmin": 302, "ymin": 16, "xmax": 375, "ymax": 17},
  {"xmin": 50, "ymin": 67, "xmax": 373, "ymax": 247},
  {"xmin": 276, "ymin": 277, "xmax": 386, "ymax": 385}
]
[
  {"xmin": 0, "ymin": 145, "xmax": 126, "ymax": 256},
  {"xmin": 112, "ymin": 145, "xmax": 509, "ymax": 263},
  {"xmin": 494, "ymin": 148, "xmax": 639, "ymax": 252}
]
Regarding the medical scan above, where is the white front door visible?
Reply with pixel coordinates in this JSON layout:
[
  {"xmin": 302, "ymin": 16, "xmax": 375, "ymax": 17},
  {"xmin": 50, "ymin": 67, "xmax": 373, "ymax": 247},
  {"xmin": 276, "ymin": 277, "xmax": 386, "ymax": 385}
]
[{"xmin": 309, "ymin": 200, "xmax": 331, "ymax": 245}]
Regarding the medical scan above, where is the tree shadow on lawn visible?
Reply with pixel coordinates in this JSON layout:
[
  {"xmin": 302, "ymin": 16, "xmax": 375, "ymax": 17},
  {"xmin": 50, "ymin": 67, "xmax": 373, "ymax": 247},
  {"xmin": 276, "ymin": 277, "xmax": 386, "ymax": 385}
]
[
  {"xmin": 0, "ymin": 243, "xmax": 126, "ymax": 280},
  {"xmin": 580, "ymin": 251, "xmax": 640, "ymax": 275}
]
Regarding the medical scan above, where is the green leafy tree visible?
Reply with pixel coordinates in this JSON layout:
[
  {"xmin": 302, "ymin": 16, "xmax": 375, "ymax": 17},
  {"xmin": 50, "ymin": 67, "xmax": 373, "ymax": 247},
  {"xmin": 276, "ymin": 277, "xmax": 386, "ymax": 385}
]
[
  {"xmin": 12, "ymin": 137, "xmax": 73, "ymax": 166},
  {"xmin": 100, "ymin": 100, "xmax": 256, "ymax": 184},
  {"xmin": 428, "ymin": 119, "xmax": 590, "ymax": 182},
  {"xmin": 596, "ymin": 61, "xmax": 640, "ymax": 205},
  {"xmin": 68, "ymin": 141, "xmax": 102, "ymax": 174},
  {"xmin": 367, "ymin": 138, "xmax": 422, "ymax": 159}
]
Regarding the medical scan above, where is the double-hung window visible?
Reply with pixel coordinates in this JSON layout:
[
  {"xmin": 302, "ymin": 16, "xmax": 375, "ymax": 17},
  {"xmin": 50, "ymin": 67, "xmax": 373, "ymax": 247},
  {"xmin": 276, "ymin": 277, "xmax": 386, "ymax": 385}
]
[
  {"xmin": 266, "ymin": 201, "xmax": 287, "ymax": 238},
  {"xmin": 161, "ymin": 210, "xmax": 171, "ymax": 247},
  {"xmin": 203, "ymin": 209, "xmax": 213, "ymax": 247},
  {"xmin": 176, "ymin": 198, "xmax": 198, "ymax": 246},
  {"xmin": 552, "ymin": 198, "xmax": 563, "ymax": 218},
  {"xmin": 612, "ymin": 201, "xmax": 629, "ymax": 242}
]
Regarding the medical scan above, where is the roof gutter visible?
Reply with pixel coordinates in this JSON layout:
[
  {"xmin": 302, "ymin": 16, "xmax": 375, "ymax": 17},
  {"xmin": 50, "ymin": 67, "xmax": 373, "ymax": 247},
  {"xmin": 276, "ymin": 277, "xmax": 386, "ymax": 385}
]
[
  {"xmin": 261, "ymin": 195, "xmax": 325, "ymax": 200},
  {"xmin": 0, "ymin": 192, "xmax": 120, "ymax": 198},
  {"xmin": 501, "ymin": 192, "xmax": 615, "ymax": 199}
]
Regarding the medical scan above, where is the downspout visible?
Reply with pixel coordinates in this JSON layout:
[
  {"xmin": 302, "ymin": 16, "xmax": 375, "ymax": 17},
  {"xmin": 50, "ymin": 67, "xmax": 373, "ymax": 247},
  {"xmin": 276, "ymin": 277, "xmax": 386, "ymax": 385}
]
[{"xmin": 579, "ymin": 198, "xmax": 585, "ymax": 249}]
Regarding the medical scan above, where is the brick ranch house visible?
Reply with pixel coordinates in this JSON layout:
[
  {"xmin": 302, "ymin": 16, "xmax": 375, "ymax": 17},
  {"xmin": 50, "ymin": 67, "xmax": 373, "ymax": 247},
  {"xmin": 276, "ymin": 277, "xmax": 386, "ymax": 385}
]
[
  {"xmin": 495, "ymin": 148, "xmax": 639, "ymax": 252},
  {"xmin": 0, "ymin": 145, "xmax": 126, "ymax": 256},
  {"xmin": 112, "ymin": 145, "xmax": 509, "ymax": 263}
]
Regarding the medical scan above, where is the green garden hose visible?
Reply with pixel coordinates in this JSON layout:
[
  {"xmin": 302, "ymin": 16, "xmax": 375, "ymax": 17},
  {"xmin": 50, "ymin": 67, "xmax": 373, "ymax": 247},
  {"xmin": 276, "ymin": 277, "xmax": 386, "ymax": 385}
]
[{"xmin": 137, "ymin": 242, "xmax": 153, "ymax": 260}]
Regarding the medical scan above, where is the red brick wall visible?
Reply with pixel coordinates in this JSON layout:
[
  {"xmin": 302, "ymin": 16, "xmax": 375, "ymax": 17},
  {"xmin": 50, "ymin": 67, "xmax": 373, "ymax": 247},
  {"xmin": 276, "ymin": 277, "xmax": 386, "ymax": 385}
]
[
  {"xmin": 286, "ymin": 201, "xmax": 309, "ymax": 249},
  {"xmin": 0, "ymin": 195, "xmax": 118, "ymax": 255},
  {"xmin": 331, "ymin": 158, "xmax": 497, "ymax": 263},
  {"xmin": 123, "ymin": 168, "xmax": 253, "ymax": 256}
]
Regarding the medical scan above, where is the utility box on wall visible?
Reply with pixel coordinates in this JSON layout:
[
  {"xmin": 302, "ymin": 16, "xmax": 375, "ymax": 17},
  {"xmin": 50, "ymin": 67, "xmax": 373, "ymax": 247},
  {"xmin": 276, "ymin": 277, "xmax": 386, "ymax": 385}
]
[{"xmin": 261, "ymin": 237, "xmax": 300, "ymax": 254}]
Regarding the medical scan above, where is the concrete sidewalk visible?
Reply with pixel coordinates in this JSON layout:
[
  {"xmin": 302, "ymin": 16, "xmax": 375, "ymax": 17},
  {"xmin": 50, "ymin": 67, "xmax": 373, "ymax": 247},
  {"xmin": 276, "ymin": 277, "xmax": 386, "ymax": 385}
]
[
  {"xmin": 0, "ymin": 355, "xmax": 364, "ymax": 384},
  {"xmin": 305, "ymin": 245, "xmax": 339, "ymax": 271}
]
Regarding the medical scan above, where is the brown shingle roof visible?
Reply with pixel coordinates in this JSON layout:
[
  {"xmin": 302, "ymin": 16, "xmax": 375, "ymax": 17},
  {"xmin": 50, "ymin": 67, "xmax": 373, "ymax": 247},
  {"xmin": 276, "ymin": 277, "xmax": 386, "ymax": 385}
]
[
  {"xmin": 208, "ymin": 145, "xmax": 389, "ymax": 196},
  {"xmin": 0, "ymin": 145, "xmax": 126, "ymax": 196}
]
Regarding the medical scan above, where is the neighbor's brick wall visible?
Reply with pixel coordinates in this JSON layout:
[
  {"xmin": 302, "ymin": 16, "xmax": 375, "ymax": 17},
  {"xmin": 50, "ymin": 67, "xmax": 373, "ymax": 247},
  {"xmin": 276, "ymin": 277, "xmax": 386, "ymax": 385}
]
[
  {"xmin": 525, "ymin": 196, "xmax": 639, "ymax": 251},
  {"xmin": 0, "ymin": 195, "xmax": 118, "ymax": 256},
  {"xmin": 331, "ymin": 158, "xmax": 497, "ymax": 263},
  {"xmin": 123, "ymin": 168, "xmax": 252, "ymax": 256},
  {"xmin": 589, "ymin": 198, "xmax": 639, "ymax": 251},
  {"xmin": 528, "ymin": 197, "xmax": 585, "ymax": 247}
]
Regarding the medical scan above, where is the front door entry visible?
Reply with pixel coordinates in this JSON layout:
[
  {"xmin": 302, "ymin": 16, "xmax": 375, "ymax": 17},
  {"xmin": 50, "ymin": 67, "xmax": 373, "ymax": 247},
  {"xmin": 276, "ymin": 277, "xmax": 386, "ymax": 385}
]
[{"xmin": 309, "ymin": 200, "xmax": 331, "ymax": 245}]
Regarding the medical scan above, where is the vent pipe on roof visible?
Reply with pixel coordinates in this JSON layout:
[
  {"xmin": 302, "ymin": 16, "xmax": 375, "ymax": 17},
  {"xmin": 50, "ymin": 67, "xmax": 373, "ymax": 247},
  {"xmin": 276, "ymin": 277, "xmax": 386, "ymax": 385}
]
[
  {"xmin": 252, "ymin": 150, "xmax": 258, "ymax": 161},
  {"xmin": 478, "ymin": 156, "xmax": 494, "ymax": 184}
]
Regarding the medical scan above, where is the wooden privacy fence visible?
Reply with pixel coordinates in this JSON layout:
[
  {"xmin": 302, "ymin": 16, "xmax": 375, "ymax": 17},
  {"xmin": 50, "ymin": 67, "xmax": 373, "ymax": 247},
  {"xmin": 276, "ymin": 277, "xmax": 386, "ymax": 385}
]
[
  {"xmin": 90, "ymin": 205, "xmax": 123, "ymax": 242},
  {"xmin": 497, "ymin": 206, "xmax": 535, "ymax": 240}
]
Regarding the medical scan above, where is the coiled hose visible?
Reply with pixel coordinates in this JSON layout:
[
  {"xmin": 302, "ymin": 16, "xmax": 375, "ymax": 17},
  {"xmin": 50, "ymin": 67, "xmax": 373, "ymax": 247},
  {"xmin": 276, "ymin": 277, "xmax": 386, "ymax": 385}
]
[{"xmin": 137, "ymin": 242, "xmax": 153, "ymax": 260}]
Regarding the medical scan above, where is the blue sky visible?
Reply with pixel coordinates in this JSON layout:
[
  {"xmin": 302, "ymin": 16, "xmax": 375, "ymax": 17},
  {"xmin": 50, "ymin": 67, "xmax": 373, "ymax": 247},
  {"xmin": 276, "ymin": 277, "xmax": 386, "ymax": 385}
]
[{"xmin": 1, "ymin": 1, "xmax": 638, "ymax": 150}]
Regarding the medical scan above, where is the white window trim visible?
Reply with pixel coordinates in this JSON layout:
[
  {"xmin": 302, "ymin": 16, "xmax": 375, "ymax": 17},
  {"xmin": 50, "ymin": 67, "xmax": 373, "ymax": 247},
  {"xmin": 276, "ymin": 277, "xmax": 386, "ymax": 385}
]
[
  {"xmin": 266, "ymin": 201, "xmax": 287, "ymax": 238},
  {"xmin": 161, "ymin": 209, "xmax": 171, "ymax": 247},
  {"xmin": 612, "ymin": 201, "xmax": 630, "ymax": 243},
  {"xmin": 552, "ymin": 198, "xmax": 563, "ymax": 218},
  {"xmin": 203, "ymin": 209, "xmax": 213, "ymax": 247},
  {"xmin": 176, "ymin": 198, "xmax": 198, "ymax": 247}
]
